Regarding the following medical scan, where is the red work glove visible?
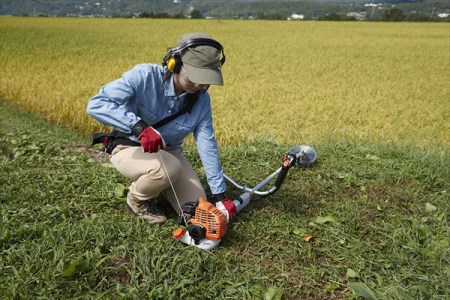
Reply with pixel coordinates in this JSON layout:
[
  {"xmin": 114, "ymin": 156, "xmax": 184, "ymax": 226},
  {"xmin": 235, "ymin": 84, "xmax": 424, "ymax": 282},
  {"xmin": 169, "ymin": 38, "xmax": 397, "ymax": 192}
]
[
  {"xmin": 138, "ymin": 126, "xmax": 165, "ymax": 153},
  {"xmin": 215, "ymin": 198, "xmax": 237, "ymax": 223}
]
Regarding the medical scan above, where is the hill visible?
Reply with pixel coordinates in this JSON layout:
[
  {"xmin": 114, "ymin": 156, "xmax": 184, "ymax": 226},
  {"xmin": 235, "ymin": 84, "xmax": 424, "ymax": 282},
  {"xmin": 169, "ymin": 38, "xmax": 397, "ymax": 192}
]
[{"xmin": 1, "ymin": 0, "xmax": 448, "ymax": 20}]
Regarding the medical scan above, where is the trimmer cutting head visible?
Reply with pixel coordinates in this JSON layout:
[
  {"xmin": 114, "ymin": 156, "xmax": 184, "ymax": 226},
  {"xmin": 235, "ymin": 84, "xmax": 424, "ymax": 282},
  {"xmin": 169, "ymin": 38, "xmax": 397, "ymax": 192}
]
[{"xmin": 287, "ymin": 144, "xmax": 317, "ymax": 168}]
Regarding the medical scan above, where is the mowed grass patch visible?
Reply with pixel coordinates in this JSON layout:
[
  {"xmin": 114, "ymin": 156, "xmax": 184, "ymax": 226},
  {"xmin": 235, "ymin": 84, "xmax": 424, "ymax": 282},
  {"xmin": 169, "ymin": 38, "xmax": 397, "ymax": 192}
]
[
  {"xmin": 1, "ymin": 101, "xmax": 449, "ymax": 299},
  {"xmin": 0, "ymin": 18, "xmax": 449, "ymax": 151}
]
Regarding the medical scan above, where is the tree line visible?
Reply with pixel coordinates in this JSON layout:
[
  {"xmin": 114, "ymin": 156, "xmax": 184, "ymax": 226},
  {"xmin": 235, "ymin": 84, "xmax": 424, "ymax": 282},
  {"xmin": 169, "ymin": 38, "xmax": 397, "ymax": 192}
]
[{"xmin": 2, "ymin": 0, "xmax": 449, "ymax": 22}]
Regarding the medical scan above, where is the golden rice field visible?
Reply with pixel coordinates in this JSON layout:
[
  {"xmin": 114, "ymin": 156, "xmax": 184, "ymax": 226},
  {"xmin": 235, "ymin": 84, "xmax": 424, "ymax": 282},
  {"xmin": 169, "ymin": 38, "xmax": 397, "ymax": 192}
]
[{"xmin": 1, "ymin": 17, "xmax": 449, "ymax": 151}]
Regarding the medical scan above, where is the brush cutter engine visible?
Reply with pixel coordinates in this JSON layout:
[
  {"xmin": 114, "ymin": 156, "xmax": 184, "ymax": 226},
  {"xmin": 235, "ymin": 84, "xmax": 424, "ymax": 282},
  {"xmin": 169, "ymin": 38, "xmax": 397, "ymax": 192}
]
[
  {"xmin": 173, "ymin": 144, "xmax": 317, "ymax": 250},
  {"xmin": 188, "ymin": 198, "xmax": 227, "ymax": 242}
]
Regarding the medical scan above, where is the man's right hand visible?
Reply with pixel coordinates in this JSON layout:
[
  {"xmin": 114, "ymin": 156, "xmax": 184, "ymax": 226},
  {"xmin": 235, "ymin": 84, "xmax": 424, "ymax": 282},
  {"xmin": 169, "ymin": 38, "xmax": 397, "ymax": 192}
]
[
  {"xmin": 132, "ymin": 120, "xmax": 165, "ymax": 153},
  {"xmin": 138, "ymin": 126, "xmax": 165, "ymax": 153}
]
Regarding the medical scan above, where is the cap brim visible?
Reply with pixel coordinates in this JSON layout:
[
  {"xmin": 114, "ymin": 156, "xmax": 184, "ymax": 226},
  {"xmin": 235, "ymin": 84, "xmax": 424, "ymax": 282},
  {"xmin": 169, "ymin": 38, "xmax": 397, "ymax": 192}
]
[{"xmin": 183, "ymin": 64, "xmax": 224, "ymax": 86}]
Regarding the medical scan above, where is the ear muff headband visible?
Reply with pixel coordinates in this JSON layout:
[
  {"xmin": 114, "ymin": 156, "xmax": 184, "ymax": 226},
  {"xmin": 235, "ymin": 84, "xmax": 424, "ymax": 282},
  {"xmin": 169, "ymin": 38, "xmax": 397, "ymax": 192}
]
[{"xmin": 162, "ymin": 38, "xmax": 226, "ymax": 73}]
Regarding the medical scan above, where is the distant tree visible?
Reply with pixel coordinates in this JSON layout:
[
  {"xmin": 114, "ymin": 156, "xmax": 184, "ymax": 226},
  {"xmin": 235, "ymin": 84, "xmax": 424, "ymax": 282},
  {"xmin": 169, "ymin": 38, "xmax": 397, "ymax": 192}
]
[
  {"xmin": 190, "ymin": 9, "xmax": 203, "ymax": 19},
  {"xmin": 137, "ymin": 12, "xmax": 153, "ymax": 18},
  {"xmin": 382, "ymin": 7, "xmax": 406, "ymax": 22},
  {"xmin": 255, "ymin": 12, "xmax": 284, "ymax": 20},
  {"xmin": 154, "ymin": 12, "xmax": 170, "ymax": 18},
  {"xmin": 318, "ymin": 12, "xmax": 357, "ymax": 21},
  {"xmin": 173, "ymin": 12, "xmax": 184, "ymax": 19},
  {"xmin": 405, "ymin": 13, "xmax": 433, "ymax": 22},
  {"xmin": 318, "ymin": 12, "xmax": 339, "ymax": 21}
]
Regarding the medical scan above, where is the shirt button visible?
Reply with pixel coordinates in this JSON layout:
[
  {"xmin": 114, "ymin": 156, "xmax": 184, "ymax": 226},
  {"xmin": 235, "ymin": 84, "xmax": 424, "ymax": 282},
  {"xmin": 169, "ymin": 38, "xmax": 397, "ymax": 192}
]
[{"xmin": 168, "ymin": 110, "xmax": 172, "ymax": 113}]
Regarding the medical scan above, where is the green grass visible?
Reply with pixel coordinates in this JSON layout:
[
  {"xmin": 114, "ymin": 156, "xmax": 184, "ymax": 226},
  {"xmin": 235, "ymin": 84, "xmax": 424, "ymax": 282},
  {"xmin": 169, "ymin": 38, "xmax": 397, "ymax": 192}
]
[{"xmin": 1, "ymin": 100, "xmax": 449, "ymax": 299}]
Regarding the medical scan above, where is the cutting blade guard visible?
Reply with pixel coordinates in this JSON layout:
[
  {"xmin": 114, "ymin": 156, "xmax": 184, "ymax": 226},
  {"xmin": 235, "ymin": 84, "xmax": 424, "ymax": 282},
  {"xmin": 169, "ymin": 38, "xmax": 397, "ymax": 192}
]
[{"xmin": 288, "ymin": 144, "xmax": 318, "ymax": 168}]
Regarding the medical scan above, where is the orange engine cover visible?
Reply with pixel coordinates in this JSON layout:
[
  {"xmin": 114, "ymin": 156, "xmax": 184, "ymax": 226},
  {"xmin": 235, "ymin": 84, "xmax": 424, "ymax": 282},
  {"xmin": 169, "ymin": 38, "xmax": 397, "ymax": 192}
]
[{"xmin": 190, "ymin": 197, "xmax": 227, "ymax": 240}]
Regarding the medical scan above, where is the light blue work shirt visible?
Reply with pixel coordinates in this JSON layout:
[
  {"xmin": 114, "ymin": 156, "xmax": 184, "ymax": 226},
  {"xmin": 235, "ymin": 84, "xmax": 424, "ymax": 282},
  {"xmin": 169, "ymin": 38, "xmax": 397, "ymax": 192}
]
[{"xmin": 87, "ymin": 63, "xmax": 226, "ymax": 195}]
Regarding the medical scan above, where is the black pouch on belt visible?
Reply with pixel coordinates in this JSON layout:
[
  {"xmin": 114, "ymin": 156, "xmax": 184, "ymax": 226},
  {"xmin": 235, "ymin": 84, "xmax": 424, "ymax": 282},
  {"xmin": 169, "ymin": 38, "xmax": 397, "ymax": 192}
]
[{"xmin": 91, "ymin": 130, "xmax": 140, "ymax": 154}]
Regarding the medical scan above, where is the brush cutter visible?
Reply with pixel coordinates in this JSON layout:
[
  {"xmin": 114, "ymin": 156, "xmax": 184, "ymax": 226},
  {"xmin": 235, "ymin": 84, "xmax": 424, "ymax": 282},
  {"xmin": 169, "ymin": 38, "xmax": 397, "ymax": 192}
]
[{"xmin": 172, "ymin": 144, "xmax": 317, "ymax": 250}]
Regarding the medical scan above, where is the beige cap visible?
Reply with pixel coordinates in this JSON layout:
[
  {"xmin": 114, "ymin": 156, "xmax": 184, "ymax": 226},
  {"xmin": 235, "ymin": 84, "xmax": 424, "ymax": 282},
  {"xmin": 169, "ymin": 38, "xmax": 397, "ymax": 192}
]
[{"xmin": 178, "ymin": 33, "xmax": 224, "ymax": 86}]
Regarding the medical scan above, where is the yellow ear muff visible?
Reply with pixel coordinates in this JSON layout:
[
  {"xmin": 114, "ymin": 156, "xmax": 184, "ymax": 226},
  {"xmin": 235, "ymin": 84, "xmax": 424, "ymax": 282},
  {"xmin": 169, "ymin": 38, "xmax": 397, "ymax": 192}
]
[{"xmin": 167, "ymin": 56, "xmax": 176, "ymax": 72}]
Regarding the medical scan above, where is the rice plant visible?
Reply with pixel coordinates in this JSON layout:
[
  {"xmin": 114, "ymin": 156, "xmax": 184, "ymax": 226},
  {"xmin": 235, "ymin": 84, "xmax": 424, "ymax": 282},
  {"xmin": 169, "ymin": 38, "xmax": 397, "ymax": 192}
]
[{"xmin": 1, "ymin": 18, "xmax": 448, "ymax": 152}]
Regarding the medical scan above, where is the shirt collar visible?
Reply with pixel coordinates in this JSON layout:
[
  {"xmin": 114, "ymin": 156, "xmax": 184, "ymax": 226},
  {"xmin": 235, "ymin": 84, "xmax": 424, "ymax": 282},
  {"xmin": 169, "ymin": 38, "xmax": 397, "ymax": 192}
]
[
  {"xmin": 164, "ymin": 73, "xmax": 187, "ymax": 98},
  {"xmin": 164, "ymin": 73, "xmax": 177, "ymax": 97}
]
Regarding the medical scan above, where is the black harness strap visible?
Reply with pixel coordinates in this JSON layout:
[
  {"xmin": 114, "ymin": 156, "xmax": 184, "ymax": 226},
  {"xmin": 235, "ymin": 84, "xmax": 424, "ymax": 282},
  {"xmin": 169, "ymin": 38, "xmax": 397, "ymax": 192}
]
[{"xmin": 151, "ymin": 92, "xmax": 198, "ymax": 129}]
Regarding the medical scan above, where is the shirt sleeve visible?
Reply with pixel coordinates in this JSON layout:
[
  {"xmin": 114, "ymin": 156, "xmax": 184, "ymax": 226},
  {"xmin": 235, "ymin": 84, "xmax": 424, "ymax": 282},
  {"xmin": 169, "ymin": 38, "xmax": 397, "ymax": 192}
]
[
  {"xmin": 193, "ymin": 98, "xmax": 227, "ymax": 195},
  {"xmin": 86, "ymin": 65, "xmax": 148, "ymax": 133}
]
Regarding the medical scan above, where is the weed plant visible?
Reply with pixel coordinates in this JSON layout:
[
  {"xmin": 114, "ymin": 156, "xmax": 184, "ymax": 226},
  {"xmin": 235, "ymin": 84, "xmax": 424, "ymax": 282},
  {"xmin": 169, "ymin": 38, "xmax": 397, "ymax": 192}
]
[
  {"xmin": 1, "ymin": 101, "xmax": 449, "ymax": 299},
  {"xmin": 0, "ymin": 18, "xmax": 449, "ymax": 152}
]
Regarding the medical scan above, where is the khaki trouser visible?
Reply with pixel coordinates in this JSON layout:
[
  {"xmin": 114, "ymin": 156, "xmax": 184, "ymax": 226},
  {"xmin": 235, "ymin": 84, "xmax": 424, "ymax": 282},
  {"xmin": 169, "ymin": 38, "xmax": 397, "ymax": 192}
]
[{"xmin": 110, "ymin": 145, "xmax": 207, "ymax": 212}]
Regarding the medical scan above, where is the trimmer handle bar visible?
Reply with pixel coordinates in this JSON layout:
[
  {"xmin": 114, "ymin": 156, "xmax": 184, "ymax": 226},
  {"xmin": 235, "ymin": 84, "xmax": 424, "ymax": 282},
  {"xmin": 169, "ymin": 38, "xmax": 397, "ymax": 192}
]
[{"xmin": 224, "ymin": 144, "xmax": 317, "ymax": 197}]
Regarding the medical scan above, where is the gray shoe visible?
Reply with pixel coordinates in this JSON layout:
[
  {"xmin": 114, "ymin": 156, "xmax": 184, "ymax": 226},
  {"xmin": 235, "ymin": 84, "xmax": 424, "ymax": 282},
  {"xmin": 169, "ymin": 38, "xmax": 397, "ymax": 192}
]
[{"xmin": 126, "ymin": 197, "xmax": 166, "ymax": 225}]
